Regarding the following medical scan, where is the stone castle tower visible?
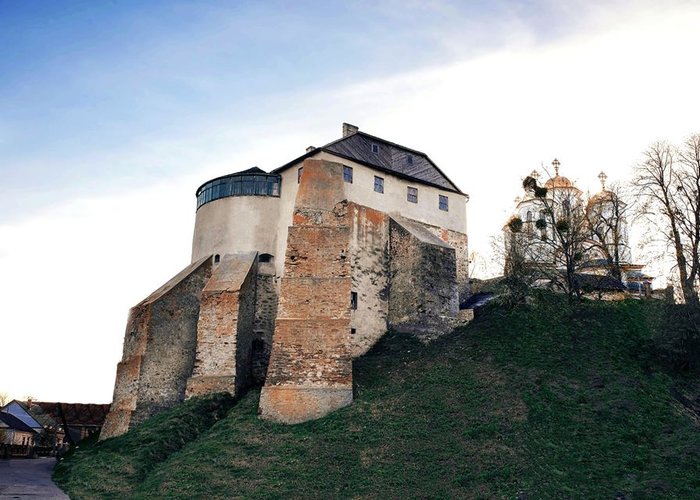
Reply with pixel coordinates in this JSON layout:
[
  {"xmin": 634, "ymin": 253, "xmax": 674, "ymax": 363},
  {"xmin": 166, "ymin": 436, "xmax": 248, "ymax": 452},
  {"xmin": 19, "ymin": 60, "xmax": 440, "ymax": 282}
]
[{"xmin": 101, "ymin": 124, "xmax": 470, "ymax": 439}]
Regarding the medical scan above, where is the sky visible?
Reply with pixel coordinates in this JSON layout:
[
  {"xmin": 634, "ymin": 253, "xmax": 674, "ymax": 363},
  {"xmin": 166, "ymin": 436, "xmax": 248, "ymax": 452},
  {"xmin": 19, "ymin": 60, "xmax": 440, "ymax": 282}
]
[{"xmin": 1, "ymin": 0, "xmax": 700, "ymax": 403}]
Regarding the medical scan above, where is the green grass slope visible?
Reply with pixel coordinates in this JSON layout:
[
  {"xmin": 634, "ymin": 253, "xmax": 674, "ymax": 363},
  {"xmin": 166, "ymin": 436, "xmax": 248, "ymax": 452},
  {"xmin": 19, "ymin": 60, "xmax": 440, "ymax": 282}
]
[{"xmin": 56, "ymin": 295, "xmax": 700, "ymax": 499}]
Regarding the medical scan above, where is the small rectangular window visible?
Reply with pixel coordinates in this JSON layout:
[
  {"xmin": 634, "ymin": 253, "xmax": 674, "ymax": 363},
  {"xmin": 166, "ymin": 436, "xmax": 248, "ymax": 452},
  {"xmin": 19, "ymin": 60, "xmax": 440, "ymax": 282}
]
[
  {"xmin": 374, "ymin": 176, "xmax": 384, "ymax": 193},
  {"xmin": 407, "ymin": 186, "xmax": 418, "ymax": 203},
  {"xmin": 351, "ymin": 291, "xmax": 358, "ymax": 310},
  {"xmin": 371, "ymin": 143, "xmax": 379, "ymax": 154},
  {"xmin": 343, "ymin": 165, "xmax": 353, "ymax": 183},
  {"xmin": 297, "ymin": 167, "xmax": 303, "ymax": 184},
  {"xmin": 439, "ymin": 195, "xmax": 449, "ymax": 211},
  {"xmin": 407, "ymin": 154, "xmax": 413, "ymax": 165}
]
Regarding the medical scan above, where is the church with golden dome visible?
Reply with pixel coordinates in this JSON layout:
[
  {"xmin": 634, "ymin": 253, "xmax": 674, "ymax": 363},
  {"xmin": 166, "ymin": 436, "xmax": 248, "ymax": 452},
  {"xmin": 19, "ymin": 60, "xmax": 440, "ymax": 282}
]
[{"xmin": 505, "ymin": 159, "xmax": 652, "ymax": 297}]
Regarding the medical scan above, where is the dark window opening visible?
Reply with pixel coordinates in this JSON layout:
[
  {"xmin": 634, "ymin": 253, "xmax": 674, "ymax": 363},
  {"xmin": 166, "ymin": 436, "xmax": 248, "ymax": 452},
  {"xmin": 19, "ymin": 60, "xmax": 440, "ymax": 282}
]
[
  {"xmin": 214, "ymin": 254, "xmax": 220, "ymax": 263},
  {"xmin": 439, "ymin": 195, "xmax": 449, "ymax": 211},
  {"xmin": 374, "ymin": 176, "xmax": 384, "ymax": 193},
  {"xmin": 407, "ymin": 186, "xmax": 418, "ymax": 203},
  {"xmin": 407, "ymin": 154, "xmax": 413, "ymax": 165},
  {"xmin": 343, "ymin": 165, "xmax": 353, "ymax": 183},
  {"xmin": 298, "ymin": 167, "xmax": 303, "ymax": 184},
  {"xmin": 371, "ymin": 143, "xmax": 379, "ymax": 154},
  {"xmin": 259, "ymin": 253, "xmax": 273, "ymax": 263},
  {"xmin": 252, "ymin": 339, "xmax": 265, "ymax": 354},
  {"xmin": 351, "ymin": 328, "xmax": 357, "ymax": 335},
  {"xmin": 351, "ymin": 291, "xmax": 358, "ymax": 310}
]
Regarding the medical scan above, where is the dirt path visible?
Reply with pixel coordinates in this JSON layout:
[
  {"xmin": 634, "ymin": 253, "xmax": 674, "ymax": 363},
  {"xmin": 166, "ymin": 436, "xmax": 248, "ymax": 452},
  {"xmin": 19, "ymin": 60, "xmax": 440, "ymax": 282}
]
[{"xmin": 0, "ymin": 458, "xmax": 68, "ymax": 499}]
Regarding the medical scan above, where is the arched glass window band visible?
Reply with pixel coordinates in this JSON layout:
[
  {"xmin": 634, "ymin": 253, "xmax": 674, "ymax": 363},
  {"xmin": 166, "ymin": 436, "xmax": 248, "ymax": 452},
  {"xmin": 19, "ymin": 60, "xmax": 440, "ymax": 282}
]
[{"xmin": 196, "ymin": 173, "xmax": 281, "ymax": 209}]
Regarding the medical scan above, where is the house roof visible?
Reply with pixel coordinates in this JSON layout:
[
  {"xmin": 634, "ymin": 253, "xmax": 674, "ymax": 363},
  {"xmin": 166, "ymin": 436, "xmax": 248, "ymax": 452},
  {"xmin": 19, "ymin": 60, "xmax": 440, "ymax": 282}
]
[
  {"xmin": 0, "ymin": 411, "xmax": 36, "ymax": 433},
  {"xmin": 34, "ymin": 402, "xmax": 111, "ymax": 427},
  {"xmin": 574, "ymin": 273, "xmax": 627, "ymax": 291},
  {"xmin": 272, "ymin": 129, "xmax": 464, "ymax": 194},
  {"xmin": 1, "ymin": 400, "xmax": 46, "ymax": 429}
]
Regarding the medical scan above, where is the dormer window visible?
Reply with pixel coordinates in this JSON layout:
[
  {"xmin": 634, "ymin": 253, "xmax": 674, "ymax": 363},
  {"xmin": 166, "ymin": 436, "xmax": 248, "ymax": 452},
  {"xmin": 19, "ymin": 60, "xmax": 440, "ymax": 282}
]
[
  {"xmin": 371, "ymin": 143, "xmax": 379, "ymax": 154},
  {"xmin": 407, "ymin": 154, "xmax": 413, "ymax": 165}
]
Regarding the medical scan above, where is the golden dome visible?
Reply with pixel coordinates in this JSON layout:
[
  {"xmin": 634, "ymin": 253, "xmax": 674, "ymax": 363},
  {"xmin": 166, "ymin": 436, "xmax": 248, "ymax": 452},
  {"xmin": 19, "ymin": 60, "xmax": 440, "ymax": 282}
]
[
  {"xmin": 544, "ymin": 175, "xmax": 575, "ymax": 189},
  {"xmin": 588, "ymin": 189, "xmax": 615, "ymax": 205}
]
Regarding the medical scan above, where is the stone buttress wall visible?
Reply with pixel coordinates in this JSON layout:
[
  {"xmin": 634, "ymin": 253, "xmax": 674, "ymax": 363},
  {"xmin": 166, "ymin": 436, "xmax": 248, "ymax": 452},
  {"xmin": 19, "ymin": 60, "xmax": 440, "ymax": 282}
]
[
  {"xmin": 185, "ymin": 252, "xmax": 258, "ymax": 398},
  {"xmin": 101, "ymin": 256, "xmax": 212, "ymax": 440},
  {"xmin": 259, "ymin": 159, "xmax": 353, "ymax": 424},
  {"xmin": 422, "ymin": 226, "xmax": 469, "ymax": 303},
  {"xmin": 348, "ymin": 203, "xmax": 390, "ymax": 357},
  {"xmin": 388, "ymin": 216, "xmax": 459, "ymax": 341},
  {"xmin": 251, "ymin": 262, "xmax": 278, "ymax": 385}
]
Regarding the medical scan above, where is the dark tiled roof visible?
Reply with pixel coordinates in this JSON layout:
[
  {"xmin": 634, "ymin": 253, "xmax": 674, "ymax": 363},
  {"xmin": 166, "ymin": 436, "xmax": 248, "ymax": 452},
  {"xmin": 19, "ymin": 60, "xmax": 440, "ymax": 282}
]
[
  {"xmin": 35, "ymin": 402, "xmax": 111, "ymax": 427},
  {"xmin": 0, "ymin": 411, "xmax": 36, "ymax": 433},
  {"xmin": 574, "ymin": 273, "xmax": 626, "ymax": 291},
  {"xmin": 273, "ymin": 131, "xmax": 463, "ymax": 194}
]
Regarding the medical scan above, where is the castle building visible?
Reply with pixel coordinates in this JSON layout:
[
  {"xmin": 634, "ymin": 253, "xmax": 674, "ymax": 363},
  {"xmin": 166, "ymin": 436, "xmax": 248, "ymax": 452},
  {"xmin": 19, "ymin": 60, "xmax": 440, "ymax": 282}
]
[{"xmin": 101, "ymin": 123, "xmax": 470, "ymax": 438}]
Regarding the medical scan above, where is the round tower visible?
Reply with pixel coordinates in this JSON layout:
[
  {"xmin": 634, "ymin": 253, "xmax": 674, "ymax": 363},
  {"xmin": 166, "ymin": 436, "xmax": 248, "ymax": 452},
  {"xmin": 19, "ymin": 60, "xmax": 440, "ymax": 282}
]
[{"xmin": 191, "ymin": 167, "xmax": 282, "ymax": 264}]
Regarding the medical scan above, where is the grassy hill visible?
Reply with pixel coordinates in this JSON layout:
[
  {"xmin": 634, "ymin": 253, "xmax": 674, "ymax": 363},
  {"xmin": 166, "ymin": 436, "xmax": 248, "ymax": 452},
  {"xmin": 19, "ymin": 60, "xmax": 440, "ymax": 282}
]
[{"xmin": 55, "ymin": 295, "xmax": 700, "ymax": 499}]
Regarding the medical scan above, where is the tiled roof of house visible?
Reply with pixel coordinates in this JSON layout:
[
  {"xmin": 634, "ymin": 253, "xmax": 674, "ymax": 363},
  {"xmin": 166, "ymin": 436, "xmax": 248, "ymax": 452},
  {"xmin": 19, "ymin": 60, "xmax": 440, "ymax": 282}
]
[
  {"xmin": 0, "ymin": 411, "xmax": 36, "ymax": 433},
  {"xmin": 273, "ymin": 129, "xmax": 463, "ymax": 194}
]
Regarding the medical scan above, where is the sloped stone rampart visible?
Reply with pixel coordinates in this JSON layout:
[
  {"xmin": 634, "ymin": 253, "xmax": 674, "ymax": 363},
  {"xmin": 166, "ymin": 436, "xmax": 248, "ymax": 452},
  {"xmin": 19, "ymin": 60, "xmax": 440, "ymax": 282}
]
[
  {"xmin": 388, "ymin": 217, "xmax": 459, "ymax": 341},
  {"xmin": 185, "ymin": 252, "xmax": 258, "ymax": 398},
  {"xmin": 101, "ymin": 257, "xmax": 212, "ymax": 440}
]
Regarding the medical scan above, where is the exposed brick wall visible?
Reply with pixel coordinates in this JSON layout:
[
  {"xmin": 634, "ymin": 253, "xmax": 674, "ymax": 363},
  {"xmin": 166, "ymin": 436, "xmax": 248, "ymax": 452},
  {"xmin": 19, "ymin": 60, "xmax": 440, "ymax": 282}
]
[
  {"xmin": 101, "ymin": 257, "xmax": 212, "ymax": 440},
  {"xmin": 259, "ymin": 159, "xmax": 354, "ymax": 424},
  {"xmin": 185, "ymin": 252, "xmax": 257, "ymax": 398},
  {"xmin": 388, "ymin": 217, "xmax": 459, "ymax": 341}
]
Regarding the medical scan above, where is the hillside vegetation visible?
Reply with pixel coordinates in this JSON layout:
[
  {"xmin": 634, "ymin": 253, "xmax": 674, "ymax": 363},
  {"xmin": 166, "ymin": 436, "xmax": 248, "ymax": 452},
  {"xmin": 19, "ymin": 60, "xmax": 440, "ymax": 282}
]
[{"xmin": 55, "ymin": 295, "xmax": 699, "ymax": 499}]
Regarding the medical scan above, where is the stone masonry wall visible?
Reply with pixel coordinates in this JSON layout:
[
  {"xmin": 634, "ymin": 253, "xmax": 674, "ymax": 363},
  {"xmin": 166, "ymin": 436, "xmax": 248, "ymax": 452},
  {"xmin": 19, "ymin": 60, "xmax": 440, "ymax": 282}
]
[
  {"xmin": 388, "ymin": 217, "xmax": 459, "ymax": 341},
  {"xmin": 348, "ymin": 203, "xmax": 390, "ymax": 357},
  {"xmin": 259, "ymin": 159, "xmax": 354, "ymax": 424},
  {"xmin": 422, "ymin": 226, "xmax": 469, "ymax": 303},
  {"xmin": 251, "ymin": 264, "xmax": 278, "ymax": 385},
  {"xmin": 185, "ymin": 252, "xmax": 257, "ymax": 398},
  {"xmin": 101, "ymin": 257, "xmax": 212, "ymax": 440}
]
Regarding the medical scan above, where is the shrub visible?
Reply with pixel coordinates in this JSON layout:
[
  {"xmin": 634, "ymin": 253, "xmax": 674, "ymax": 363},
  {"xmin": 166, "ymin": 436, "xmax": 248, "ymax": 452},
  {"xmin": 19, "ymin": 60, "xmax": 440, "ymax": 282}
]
[{"xmin": 508, "ymin": 217, "xmax": 523, "ymax": 232}]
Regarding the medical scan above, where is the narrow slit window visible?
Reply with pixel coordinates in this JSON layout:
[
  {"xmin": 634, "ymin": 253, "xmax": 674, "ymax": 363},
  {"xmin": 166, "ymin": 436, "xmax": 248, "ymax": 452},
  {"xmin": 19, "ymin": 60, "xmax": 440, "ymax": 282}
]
[
  {"xmin": 407, "ymin": 154, "xmax": 413, "ymax": 165},
  {"xmin": 343, "ymin": 165, "xmax": 353, "ymax": 183},
  {"xmin": 297, "ymin": 167, "xmax": 303, "ymax": 184},
  {"xmin": 214, "ymin": 254, "xmax": 220, "ymax": 263},
  {"xmin": 374, "ymin": 176, "xmax": 384, "ymax": 193},
  {"xmin": 439, "ymin": 195, "xmax": 449, "ymax": 211},
  {"xmin": 351, "ymin": 291, "xmax": 358, "ymax": 310},
  {"xmin": 407, "ymin": 186, "xmax": 418, "ymax": 203},
  {"xmin": 351, "ymin": 328, "xmax": 357, "ymax": 335},
  {"xmin": 371, "ymin": 143, "xmax": 379, "ymax": 154}
]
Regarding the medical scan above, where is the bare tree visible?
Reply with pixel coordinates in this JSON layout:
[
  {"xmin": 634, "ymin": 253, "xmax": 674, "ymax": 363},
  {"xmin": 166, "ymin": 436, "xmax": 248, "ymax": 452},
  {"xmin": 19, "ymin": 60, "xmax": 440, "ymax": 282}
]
[
  {"xmin": 504, "ymin": 173, "xmax": 592, "ymax": 302},
  {"xmin": 634, "ymin": 136, "xmax": 700, "ymax": 306},
  {"xmin": 586, "ymin": 179, "xmax": 631, "ymax": 281}
]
